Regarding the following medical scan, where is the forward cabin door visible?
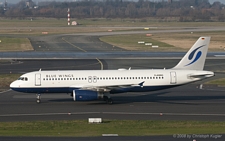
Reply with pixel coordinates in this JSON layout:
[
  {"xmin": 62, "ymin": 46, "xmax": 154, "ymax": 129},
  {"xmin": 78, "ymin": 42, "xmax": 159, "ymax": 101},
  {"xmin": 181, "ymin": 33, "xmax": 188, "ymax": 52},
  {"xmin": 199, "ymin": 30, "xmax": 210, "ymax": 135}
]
[
  {"xmin": 170, "ymin": 72, "xmax": 177, "ymax": 84},
  {"xmin": 35, "ymin": 73, "xmax": 41, "ymax": 86}
]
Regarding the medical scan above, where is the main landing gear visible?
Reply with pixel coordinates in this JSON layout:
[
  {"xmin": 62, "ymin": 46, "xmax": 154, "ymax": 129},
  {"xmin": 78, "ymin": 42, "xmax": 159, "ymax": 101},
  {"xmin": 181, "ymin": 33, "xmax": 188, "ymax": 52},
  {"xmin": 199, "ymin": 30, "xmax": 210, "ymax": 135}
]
[
  {"xmin": 36, "ymin": 94, "xmax": 41, "ymax": 104},
  {"xmin": 103, "ymin": 96, "xmax": 113, "ymax": 105}
]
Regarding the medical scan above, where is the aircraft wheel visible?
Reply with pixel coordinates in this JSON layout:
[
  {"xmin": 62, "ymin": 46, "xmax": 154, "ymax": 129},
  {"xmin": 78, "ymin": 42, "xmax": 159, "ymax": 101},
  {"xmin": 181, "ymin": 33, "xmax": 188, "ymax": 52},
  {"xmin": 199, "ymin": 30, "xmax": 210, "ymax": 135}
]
[
  {"xmin": 36, "ymin": 94, "xmax": 41, "ymax": 104},
  {"xmin": 103, "ymin": 96, "xmax": 108, "ymax": 101},
  {"xmin": 36, "ymin": 99, "xmax": 41, "ymax": 104},
  {"xmin": 107, "ymin": 98, "xmax": 113, "ymax": 105}
]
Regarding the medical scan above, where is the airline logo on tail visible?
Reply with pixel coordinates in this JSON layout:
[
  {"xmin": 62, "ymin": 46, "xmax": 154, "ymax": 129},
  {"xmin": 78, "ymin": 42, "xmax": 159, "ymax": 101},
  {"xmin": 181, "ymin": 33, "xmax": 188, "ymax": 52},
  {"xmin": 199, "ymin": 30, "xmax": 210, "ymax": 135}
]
[{"xmin": 185, "ymin": 45, "xmax": 205, "ymax": 66}]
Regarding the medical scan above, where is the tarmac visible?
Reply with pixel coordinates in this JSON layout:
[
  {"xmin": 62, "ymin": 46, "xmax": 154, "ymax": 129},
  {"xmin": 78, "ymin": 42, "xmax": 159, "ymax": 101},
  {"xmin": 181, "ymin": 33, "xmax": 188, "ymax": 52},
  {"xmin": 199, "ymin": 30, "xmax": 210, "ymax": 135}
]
[{"xmin": 0, "ymin": 26, "xmax": 225, "ymax": 141}]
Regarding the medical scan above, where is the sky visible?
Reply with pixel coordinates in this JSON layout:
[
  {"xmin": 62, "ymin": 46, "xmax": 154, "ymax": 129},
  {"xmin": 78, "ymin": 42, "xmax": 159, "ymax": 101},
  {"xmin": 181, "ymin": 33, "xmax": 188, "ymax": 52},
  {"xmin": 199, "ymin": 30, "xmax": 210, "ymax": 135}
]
[{"xmin": 1, "ymin": 0, "xmax": 225, "ymax": 5}]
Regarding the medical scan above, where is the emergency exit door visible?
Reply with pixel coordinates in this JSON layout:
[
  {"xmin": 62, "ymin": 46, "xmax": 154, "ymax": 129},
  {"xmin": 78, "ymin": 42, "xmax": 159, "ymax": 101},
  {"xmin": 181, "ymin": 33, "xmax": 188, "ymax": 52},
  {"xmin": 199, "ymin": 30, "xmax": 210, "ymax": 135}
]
[
  {"xmin": 170, "ymin": 72, "xmax": 177, "ymax": 84},
  {"xmin": 88, "ymin": 76, "xmax": 97, "ymax": 83}
]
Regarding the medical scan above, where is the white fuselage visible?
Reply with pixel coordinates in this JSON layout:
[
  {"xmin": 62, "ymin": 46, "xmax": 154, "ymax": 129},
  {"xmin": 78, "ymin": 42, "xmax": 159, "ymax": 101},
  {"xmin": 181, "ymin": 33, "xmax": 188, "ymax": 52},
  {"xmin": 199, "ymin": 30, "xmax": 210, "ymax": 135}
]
[{"xmin": 10, "ymin": 69, "xmax": 214, "ymax": 94}]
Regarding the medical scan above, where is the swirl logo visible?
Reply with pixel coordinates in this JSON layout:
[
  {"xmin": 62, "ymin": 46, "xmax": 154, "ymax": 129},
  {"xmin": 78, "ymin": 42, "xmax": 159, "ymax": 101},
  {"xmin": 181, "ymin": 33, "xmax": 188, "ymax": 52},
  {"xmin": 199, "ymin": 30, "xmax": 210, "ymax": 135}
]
[{"xmin": 185, "ymin": 45, "xmax": 205, "ymax": 66}]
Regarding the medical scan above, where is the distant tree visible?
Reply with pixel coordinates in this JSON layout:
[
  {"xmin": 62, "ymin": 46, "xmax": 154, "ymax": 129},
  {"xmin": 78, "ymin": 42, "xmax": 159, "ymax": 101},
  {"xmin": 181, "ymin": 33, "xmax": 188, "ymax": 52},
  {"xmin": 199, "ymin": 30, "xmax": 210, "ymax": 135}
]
[
  {"xmin": 0, "ymin": 0, "xmax": 224, "ymax": 21},
  {"xmin": 125, "ymin": 3, "xmax": 137, "ymax": 17}
]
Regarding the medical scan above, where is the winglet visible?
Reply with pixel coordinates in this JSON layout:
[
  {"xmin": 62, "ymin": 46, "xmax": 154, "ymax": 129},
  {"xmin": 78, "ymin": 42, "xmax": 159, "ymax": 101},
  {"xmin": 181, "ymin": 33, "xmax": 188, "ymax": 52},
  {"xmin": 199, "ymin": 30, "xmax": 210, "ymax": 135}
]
[{"xmin": 172, "ymin": 37, "xmax": 210, "ymax": 70}]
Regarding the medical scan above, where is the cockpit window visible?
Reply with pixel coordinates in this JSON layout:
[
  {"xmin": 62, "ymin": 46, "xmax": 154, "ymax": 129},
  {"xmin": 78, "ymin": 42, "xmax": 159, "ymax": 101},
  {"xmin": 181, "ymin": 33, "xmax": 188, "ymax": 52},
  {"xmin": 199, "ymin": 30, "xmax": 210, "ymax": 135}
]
[
  {"xmin": 18, "ymin": 77, "xmax": 28, "ymax": 81},
  {"xmin": 18, "ymin": 77, "xmax": 23, "ymax": 80}
]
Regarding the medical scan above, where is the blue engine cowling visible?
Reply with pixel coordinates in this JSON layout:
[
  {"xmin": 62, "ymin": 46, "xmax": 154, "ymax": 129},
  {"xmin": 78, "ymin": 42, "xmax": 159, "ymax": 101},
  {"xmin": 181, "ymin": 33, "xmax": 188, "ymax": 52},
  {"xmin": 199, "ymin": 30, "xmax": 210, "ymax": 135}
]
[{"xmin": 73, "ymin": 90, "xmax": 103, "ymax": 101}]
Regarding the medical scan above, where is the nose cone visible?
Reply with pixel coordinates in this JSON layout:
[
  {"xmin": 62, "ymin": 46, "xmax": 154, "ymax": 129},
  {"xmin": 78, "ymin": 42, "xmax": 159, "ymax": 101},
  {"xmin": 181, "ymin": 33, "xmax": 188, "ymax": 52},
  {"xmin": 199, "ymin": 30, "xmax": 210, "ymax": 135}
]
[
  {"xmin": 10, "ymin": 81, "xmax": 17, "ymax": 89},
  {"xmin": 10, "ymin": 80, "xmax": 26, "ymax": 93}
]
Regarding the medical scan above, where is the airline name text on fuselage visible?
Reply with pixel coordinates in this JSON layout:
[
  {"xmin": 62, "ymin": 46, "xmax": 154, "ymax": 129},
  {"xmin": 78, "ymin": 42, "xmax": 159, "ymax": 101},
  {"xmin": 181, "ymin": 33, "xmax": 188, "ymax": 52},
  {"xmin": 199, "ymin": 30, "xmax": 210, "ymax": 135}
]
[{"xmin": 46, "ymin": 74, "xmax": 74, "ymax": 78}]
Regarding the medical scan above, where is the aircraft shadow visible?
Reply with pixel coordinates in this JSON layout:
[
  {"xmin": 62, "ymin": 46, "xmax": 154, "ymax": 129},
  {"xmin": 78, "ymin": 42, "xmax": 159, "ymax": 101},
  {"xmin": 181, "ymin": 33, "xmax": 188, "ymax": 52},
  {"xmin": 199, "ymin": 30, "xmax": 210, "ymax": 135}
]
[
  {"xmin": 109, "ymin": 91, "xmax": 225, "ymax": 105},
  {"xmin": 48, "ymin": 90, "xmax": 225, "ymax": 105}
]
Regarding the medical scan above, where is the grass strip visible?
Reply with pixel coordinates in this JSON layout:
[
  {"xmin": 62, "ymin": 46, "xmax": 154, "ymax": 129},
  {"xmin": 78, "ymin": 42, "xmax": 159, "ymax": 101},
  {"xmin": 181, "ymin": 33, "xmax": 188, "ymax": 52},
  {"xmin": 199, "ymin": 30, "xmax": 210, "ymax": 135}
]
[
  {"xmin": 205, "ymin": 78, "xmax": 225, "ymax": 86},
  {"xmin": 0, "ymin": 120, "xmax": 224, "ymax": 137},
  {"xmin": 1, "ymin": 18, "xmax": 225, "ymax": 27},
  {"xmin": 100, "ymin": 34, "xmax": 176, "ymax": 51},
  {"xmin": 0, "ymin": 73, "xmax": 20, "ymax": 91},
  {"xmin": 100, "ymin": 31, "xmax": 225, "ymax": 52},
  {"xmin": 0, "ymin": 38, "xmax": 33, "ymax": 51}
]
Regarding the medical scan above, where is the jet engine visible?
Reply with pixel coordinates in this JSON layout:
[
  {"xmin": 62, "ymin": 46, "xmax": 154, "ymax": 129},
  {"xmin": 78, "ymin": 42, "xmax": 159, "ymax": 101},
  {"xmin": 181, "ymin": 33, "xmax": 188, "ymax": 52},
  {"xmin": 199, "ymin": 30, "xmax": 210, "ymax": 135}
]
[{"xmin": 72, "ymin": 90, "xmax": 103, "ymax": 101}]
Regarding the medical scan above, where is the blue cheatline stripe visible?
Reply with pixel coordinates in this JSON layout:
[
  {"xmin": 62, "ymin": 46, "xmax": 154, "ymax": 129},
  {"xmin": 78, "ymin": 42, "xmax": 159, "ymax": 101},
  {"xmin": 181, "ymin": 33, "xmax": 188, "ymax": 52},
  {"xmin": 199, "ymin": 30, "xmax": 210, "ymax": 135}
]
[{"xmin": 11, "ymin": 85, "xmax": 181, "ymax": 94}]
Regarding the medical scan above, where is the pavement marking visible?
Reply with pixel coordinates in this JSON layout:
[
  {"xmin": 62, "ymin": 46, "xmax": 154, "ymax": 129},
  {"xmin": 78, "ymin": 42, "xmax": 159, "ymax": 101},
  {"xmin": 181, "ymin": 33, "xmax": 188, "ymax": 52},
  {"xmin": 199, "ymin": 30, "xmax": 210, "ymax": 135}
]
[
  {"xmin": 96, "ymin": 58, "xmax": 103, "ymax": 70},
  {"xmin": 0, "ymin": 112, "xmax": 99, "ymax": 117},
  {"xmin": 102, "ymin": 112, "xmax": 225, "ymax": 117},
  {"xmin": 1, "ymin": 112, "xmax": 225, "ymax": 117},
  {"xmin": 61, "ymin": 37, "xmax": 104, "ymax": 70},
  {"xmin": 215, "ymin": 55, "xmax": 225, "ymax": 57},
  {"xmin": 0, "ymin": 89, "xmax": 11, "ymax": 94},
  {"xmin": 102, "ymin": 112, "xmax": 225, "ymax": 116},
  {"xmin": 1, "ymin": 57, "xmax": 224, "ymax": 60},
  {"xmin": 62, "ymin": 37, "xmax": 87, "ymax": 52}
]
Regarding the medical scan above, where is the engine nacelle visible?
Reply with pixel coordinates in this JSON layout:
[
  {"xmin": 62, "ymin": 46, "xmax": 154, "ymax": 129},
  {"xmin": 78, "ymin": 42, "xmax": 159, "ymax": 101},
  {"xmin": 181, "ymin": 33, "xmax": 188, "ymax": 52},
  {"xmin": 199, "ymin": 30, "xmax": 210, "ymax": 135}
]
[{"xmin": 72, "ymin": 90, "xmax": 103, "ymax": 101}]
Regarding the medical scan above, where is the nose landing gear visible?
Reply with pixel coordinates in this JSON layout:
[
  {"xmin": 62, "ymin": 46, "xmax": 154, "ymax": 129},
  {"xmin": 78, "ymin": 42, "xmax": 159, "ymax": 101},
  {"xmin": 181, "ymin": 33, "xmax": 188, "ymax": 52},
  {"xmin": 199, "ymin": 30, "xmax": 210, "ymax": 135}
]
[{"xmin": 36, "ymin": 94, "xmax": 41, "ymax": 103}]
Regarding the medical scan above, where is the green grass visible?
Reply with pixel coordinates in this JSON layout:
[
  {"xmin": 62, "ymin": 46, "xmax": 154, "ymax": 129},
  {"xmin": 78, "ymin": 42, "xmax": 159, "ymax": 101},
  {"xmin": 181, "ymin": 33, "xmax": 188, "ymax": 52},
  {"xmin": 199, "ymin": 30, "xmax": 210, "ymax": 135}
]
[
  {"xmin": 0, "ymin": 120, "xmax": 224, "ymax": 137},
  {"xmin": 0, "ymin": 18, "xmax": 225, "ymax": 51},
  {"xmin": 0, "ymin": 18, "xmax": 67, "ymax": 27},
  {"xmin": 0, "ymin": 38, "xmax": 33, "ymax": 51},
  {"xmin": 1, "ymin": 18, "xmax": 225, "ymax": 34},
  {"xmin": 1, "ymin": 18, "xmax": 225, "ymax": 27},
  {"xmin": 205, "ymin": 78, "xmax": 225, "ymax": 86},
  {"xmin": 0, "ymin": 73, "xmax": 20, "ymax": 91},
  {"xmin": 62, "ymin": 18, "xmax": 225, "ymax": 27},
  {"xmin": 100, "ymin": 34, "xmax": 177, "ymax": 51},
  {"xmin": 100, "ymin": 31, "xmax": 225, "ymax": 52}
]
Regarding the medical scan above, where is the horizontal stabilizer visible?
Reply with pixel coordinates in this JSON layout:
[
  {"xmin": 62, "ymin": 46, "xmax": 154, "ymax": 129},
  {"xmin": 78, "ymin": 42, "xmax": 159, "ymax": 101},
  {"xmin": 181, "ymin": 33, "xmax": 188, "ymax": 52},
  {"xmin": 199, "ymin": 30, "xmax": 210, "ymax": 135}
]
[{"xmin": 188, "ymin": 71, "xmax": 214, "ymax": 79}]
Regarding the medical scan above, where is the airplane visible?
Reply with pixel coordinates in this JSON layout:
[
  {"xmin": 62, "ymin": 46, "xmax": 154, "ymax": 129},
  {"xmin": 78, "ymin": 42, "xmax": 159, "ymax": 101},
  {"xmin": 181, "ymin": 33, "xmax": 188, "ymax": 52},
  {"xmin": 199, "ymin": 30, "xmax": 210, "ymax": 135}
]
[{"xmin": 10, "ymin": 37, "xmax": 214, "ymax": 104}]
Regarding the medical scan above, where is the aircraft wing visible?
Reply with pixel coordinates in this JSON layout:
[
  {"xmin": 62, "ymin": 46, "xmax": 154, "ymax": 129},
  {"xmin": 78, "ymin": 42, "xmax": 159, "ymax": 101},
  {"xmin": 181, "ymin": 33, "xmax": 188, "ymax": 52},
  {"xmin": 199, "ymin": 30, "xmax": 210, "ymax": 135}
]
[{"xmin": 70, "ymin": 81, "xmax": 145, "ymax": 92}]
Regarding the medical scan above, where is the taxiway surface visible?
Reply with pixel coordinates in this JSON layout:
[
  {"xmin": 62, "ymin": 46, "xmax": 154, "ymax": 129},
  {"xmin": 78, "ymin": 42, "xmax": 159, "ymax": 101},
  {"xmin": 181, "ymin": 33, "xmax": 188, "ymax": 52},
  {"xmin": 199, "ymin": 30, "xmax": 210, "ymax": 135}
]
[
  {"xmin": 1, "ymin": 27, "xmax": 225, "ymax": 141},
  {"xmin": 0, "ymin": 59, "xmax": 225, "ymax": 122},
  {"xmin": 1, "ymin": 27, "xmax": 225, "ymax": 59}
]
